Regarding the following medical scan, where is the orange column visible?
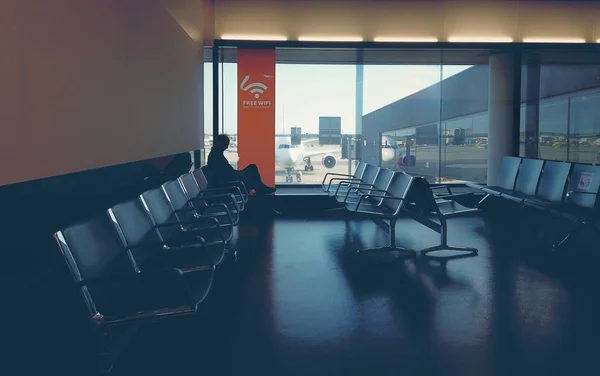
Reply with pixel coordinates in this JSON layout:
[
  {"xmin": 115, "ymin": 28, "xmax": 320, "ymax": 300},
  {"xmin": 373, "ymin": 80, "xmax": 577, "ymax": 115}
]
[{"xmin": 237, "ymin": 49, "xmax": 276, "ymax": 187}]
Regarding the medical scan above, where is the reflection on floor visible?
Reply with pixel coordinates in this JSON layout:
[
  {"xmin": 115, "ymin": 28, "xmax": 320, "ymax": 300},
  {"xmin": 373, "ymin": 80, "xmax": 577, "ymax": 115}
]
[{"xmin": 107, "ymin": 214, "xmax": 600, "ymax": 375}]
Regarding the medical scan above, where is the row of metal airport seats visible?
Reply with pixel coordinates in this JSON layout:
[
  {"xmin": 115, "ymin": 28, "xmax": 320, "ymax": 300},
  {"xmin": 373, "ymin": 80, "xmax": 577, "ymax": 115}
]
[
  {"xmin": 463, "ymin": 156, "xmax": 600, "ymax": 249},
  {"xmin": 321, "ymin": 161, "xmax": 480, "ymax": 260},
  {"xmin": 53, "ymin": 167, "xmax": 249, "ymax": 371}
]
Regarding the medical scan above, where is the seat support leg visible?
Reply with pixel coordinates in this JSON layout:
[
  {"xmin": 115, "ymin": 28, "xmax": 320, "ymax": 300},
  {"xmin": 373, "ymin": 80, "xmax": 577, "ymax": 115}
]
[
  {"xmin": 552, "ymin": 220, "xmax": 586, "ymax": 251},
  {"xmin": 476, "ymin": 193, "xmax": 491, "ymax": 207},
  {"xmin": 421, "ymin": 217, "xmax": 479, "ymax": 259},
  {"xmin": 357, "ymin": 218, "xmax": 416, "ymax": 257}
]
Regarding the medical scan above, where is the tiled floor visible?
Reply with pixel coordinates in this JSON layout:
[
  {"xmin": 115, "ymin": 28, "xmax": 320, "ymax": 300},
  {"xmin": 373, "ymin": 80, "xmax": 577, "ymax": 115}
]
[{"xmin": 78, "ymin": 212, "xmax": 600, "ymax": 375}]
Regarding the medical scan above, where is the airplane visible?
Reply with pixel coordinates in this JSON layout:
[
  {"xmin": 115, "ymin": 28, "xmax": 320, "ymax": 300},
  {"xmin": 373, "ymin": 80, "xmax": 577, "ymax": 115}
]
[
  {"xmin": 223, "ymin": 134, "xmax": 407, "ymax": 183},
  {"xmin": 226, "ymin": 135, "xmax": 340, "ymax": 183},
  {"xmin": 274, "ymin": 136, "xmax": 340, "ymax": 183},
  {"xmin": 381, "ymin": 135, "xmax": 400, "ymax": 167},
  {"xmin": 277, "ymin": 135, "xmax": 410, "ymax": 182},
  {"xmin": 381, "ymin": 135, "xmax": 415, "ymax": 168}
]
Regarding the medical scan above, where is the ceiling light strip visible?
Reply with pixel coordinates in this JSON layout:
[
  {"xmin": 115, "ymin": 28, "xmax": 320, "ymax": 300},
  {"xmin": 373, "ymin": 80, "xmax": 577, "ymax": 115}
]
[
  {"xmin": 297, "ymin": 36, "xmax": 364, "ymax": 42},
  {"xmin": 447, "ymin": 36, "xmax": 514, "ymax": 43},
  {"xmin": 522, "ymin": 38, "xmax": 586, "ymax": 43},
  {"xmin": 220, "ymin": 34, "xmax": 288, "ymax": 41},
  {"xmin": 373, "ymin": 37, "xmax": 439, "ymax": 43}
]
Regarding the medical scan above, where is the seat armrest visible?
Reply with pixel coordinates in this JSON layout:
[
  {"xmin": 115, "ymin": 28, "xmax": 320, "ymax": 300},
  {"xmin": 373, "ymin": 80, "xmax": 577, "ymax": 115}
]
[
  {"xmin": 125, "ymin": 240, "xmax": 167, "ymax": 251},
  {"xmin": 200, "ymin": 186, "xmax": 243, "ymax": 198},
  {"xmin": 322, "ymin": 172, "xmax": 354, "ymax": 186},
  {"xmin": 434, "ymin": 192, "xmax": 482, "ymax": 200},
  {"xmin": 327, "ymin": 177, "xmax": 362, "ymax": 191},
  {"xmin": 566, "ymin": 190, "xmax": 598, "ymax": 207},
  {"xmin": 341, "ymin": 183, "xmax": 373, "ymax": 202},
  {"xmin": 193, "ymin": 203, "xmax": 235, "ymax": 223},
  {"xmin": 173, "ymin": 205, "xmax": 197, "ymax": 214},
  {"xmin": 345, "ymin": 183, "xmax": 378, "ymax": 196},
  {"xmin": 356, "ymin": 191, "xmax": 399, "ymax": 209},
  {"xmin": 154, "ymin": 216, "xmax": 221, "ymax": 229},
  {"xmin": 337, "ymin": 182, "xmax": 374, "ymax": 198},
  {"xmin": 567, "ymin": 190, "xmax": 597, "ymax": 197},
  {"xmin": 163, "ymin": 240, "xmax": 215, "ymax": 268},
  {"xmin": 192, "ymin": 193, "xmax": 241, "ymax": 213},
  {"xmin": 162, "ymin": 239, "xmax": 207, "ymax": 251},
  {"xmin": 220, "ymin": 180, "xmax": 248, "ymax": 197},
  {"xmin": 182, "ymin": 219, "xmax": 228, "ymax": 243}
]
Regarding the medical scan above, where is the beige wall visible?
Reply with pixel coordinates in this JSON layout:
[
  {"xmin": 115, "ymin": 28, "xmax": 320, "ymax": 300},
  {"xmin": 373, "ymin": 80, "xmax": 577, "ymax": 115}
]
[
  {"xmin": 0, "ymin": 0, "xmax": 203, "ymax": 186},
  {"xmin": 160, "ymin": 0, "xmax": 213, "ymax": 44},
  {"xmin": 214, "ymin": 0, "xmax": 600, "ymax": 42}
]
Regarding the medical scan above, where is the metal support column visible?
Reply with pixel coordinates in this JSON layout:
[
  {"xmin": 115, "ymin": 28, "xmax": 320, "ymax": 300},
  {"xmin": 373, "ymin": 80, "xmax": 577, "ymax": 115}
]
[
  {"xmin": 488, "ymin": 51, "xmax": 520, "ymax": 186},
  {"xmin": 212, "ymin": 46, "xmax": 219, "ymax": 137}
]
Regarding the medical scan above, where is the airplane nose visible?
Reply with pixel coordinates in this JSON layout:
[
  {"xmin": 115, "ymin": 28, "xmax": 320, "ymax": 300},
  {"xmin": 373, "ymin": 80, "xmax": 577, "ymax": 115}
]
[{"xmin": 283, "ymin": 151, "xmax": 294, "ymax": 166}]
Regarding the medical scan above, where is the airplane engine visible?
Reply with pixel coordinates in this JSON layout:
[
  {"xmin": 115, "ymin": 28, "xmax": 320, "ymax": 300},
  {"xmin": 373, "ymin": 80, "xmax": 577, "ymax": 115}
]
[{"xmin": 322, "ymin": 154, "xmax": 337, "ymax": 169}]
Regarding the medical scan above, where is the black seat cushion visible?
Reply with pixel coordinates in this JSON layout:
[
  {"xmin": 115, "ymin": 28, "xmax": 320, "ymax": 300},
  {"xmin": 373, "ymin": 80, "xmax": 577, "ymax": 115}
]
[
  {"xmin": 525, "ymin": 197, "xmax": 557, "ymax": 208},
  {"xmin": 169, "ymin": 209, "xmax": 233, "ymax": 231}
]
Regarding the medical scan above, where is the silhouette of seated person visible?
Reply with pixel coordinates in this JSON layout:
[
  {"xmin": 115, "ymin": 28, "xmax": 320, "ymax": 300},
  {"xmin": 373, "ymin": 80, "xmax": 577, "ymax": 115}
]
[{"xmin": 207, "ymin": 134, "xmax": 276, "ymax": 195}]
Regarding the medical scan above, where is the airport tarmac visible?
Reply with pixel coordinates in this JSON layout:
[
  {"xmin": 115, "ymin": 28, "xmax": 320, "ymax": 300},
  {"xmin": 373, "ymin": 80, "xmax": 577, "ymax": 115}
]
[
  {"xmin": 225, "ymin": 147, "xmax": 353, "ymax": 185},
  {"xmin": 222, "ymin": 144, "xmax": 600, "ymax": 186}
]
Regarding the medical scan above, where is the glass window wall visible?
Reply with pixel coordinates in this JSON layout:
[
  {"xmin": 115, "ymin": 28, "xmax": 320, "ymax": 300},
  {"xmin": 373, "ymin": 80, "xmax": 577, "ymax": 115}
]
[
  {"xmin": 519, "ymin": 50, "xmax": 600, "ymax": 165},
  {"xmin": 569, "ymin": 92, "xmax": 600, "ymax": 165},
  {"xmin": 207, "ymin": 47, "xmax": 493, "ymax": 186},
  {"xmin": 538, "ymin": 98, "xmax": 569, "ymax": 162}
]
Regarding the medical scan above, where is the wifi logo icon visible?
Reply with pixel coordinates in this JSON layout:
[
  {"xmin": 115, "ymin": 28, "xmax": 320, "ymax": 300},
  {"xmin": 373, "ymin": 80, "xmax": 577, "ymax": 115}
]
[{"xmin": 240, "ymin": 75, "xmax": 268, "ymax": 98}]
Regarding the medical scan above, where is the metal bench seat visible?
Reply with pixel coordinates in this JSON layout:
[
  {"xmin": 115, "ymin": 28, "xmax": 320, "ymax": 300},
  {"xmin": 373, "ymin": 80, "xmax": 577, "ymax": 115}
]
[
  {"xmin": 55, "ymin": 214, "xmax": 211, "ymax": 325},
  {"xmin": 344, "ymin": 171, "xmax": 416, "ymax": 257},
  {"xmin": 523, "ymin": 160, "xmax": 572, "ymax": 209},
  {"xmin": 332, "ymin": 164, "xmax": 380, "ymax": 201},
  {"xmin": 403, "ymin": 177, "xmax": 479, "ymax": 259},
  {"xmin": 195, "ymin": 167, "xmax": 248, "ymax": 206},
  {"xmin": 109, "ymin": 198, "xmax": 227, "ymax": 270},
  {"xmin": 322, "ymin": 161, "xmax": 366, "ymax": 194},
  {"xmin": 336, "ymin": 167, "xmax": 394, "ymax": 205},
  {"xmin": 54, "ymin": 214, "xmax": 213, "ymax": 372},
  {"xmin": 499, "ymin": 158, "xmax": 544, "ymax": 203},
  {"xmin": 162, "ymin": 179, "xmax": 237, "ymax": 229}
]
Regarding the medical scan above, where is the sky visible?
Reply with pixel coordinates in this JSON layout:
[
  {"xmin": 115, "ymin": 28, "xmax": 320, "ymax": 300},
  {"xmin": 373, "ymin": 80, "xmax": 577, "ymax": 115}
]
[{"xmin": 204, "ymin": 63, "xmax": 472, "ymax": 135}]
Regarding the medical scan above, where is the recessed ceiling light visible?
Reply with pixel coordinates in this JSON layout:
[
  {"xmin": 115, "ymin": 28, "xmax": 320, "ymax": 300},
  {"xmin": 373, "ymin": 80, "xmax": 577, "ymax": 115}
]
[
  {"xmin": 220, "ymin": 34, "xmax": 288, "ymax": 41},
  {"xmin": 448, "ymin": 36, "xmax": 513, "ymax": 43},
  {"xmin": 522, "ymin": 37, "xmax": 586, "ymax": 43},
  {"xmin": 373, "ymin": 37, "xmax": 439, "ymax": 43},
  {"xmin": 297, "ymin": 36, "xmax": 364, "ymax": 42}
]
